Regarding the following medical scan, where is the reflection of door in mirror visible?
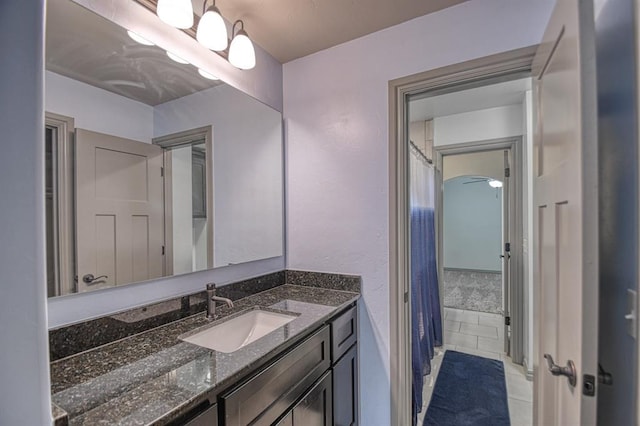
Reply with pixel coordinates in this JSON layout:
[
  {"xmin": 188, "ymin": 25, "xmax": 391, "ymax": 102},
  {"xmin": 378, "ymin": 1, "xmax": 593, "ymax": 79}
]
[
  {"xmin": 75, "ymin": 129, "xmax": 164, "ymax": 292},
  {"xmin": 154, "ymin": 126, "xmax": 214, "ymax": 276}
]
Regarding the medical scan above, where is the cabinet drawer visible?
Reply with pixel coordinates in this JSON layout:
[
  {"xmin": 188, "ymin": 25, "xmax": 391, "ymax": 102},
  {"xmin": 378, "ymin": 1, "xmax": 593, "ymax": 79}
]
[
  {"xmin": 331, "ymin": 305, "xmax": 357, "ymax": 362},
  {"xmin": 222, "ymin": 326, "xmax": 331, "ymax": 426}
]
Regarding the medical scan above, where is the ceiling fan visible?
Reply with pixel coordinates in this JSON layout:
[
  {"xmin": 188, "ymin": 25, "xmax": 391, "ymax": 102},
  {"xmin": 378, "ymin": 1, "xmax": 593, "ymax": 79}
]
[{"xmin": 463, "ymin": 177, "xmax": 503, "ymax": 188}]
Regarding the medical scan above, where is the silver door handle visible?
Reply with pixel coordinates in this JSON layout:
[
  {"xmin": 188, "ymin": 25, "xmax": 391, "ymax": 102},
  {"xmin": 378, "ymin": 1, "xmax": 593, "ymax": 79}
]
[
  {"xmin": 82, "ymin": 274, "xmax": 108, "ymax": 284},
  {"xmin": 544, "ymin": 353, "xmax": 577, "ymax": 387}
]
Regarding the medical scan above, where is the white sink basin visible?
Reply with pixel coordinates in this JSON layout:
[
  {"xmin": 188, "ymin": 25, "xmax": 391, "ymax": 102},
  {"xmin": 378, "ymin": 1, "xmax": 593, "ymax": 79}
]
[{"xmin": 182, "ymin": 309, "xmax": 297, "ymax": 353}]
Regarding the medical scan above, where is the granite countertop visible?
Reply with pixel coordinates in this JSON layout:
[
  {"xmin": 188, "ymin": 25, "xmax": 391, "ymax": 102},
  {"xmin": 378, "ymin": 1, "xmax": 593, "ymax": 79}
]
[{"xmin": 50, "ymin": 284, "xmax": 359, "ymax": 425}]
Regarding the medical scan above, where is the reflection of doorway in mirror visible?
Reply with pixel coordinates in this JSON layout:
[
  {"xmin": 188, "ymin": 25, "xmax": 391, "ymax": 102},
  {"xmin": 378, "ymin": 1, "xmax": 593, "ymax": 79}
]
[{"xmin": 154, "ymin": 126, "xmax": 214, "ymax": 276}]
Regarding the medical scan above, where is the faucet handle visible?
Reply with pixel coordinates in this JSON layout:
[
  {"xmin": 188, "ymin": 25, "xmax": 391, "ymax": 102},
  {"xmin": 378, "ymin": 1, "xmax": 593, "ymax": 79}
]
[{"xmin": 206, "ymin": 283, "xmax": 216, "ymax": 291}]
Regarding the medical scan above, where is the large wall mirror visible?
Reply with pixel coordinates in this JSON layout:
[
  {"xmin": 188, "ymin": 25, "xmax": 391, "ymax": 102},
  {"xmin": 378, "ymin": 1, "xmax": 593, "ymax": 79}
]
[{"xmin": 45, "ymin": 0, "xmax": 284, "ymax": 298}]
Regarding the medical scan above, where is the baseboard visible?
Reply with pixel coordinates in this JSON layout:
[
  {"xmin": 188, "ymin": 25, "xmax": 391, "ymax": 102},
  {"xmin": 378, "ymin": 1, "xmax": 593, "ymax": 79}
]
[{"xmin": 443, "ymin": 267, "xmax": 502, "ymax": 274}]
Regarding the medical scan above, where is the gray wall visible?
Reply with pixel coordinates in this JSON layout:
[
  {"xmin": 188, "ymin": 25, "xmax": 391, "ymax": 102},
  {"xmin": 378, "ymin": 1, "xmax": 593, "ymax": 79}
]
[
  {"xmin": 0, "ymin": 1, "xmax": 52, "ymax": 424},
  {"xmin": 443, "ymin": 177, "xmax": 502, "ymax": 271},
  {"xmin": 596, "ymin": 0, "xmax": 638, "ymax": 422}
]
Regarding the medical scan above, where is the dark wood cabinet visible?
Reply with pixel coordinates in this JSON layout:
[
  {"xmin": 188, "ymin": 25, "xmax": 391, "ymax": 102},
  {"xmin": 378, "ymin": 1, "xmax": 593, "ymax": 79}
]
[
  {"xmin": 275, "ymin": 412, "xmax": 293, "ymax": 426},
  {"xmin": 333, "ymin": 344, "xmax": 358, "ymax": 426},
  {"xmin": 276, "ymin": 372, "xmax": 333, "ymax": 426},
  {"xmin": 220, "ymin": 302, "xmax": 358, "ymax": 426},
  {"xmin": 330, "ymin": 306, "xmax": 357, "ymax": 362},
  {"xmin": 183, "ymin": 403, "xmax": 218, "ymax": 426},
  {"xmin": 222, "ymin": 326, "xmax": 331, "ymax": 426}
]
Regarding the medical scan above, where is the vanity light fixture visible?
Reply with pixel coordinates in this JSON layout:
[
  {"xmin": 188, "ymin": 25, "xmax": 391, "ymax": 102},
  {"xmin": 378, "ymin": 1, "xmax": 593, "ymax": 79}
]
[
  {"xmin": 157, "ymin": 0, "xmax": 194, "ymax": 29},
  {"xmin": 228, "ymin": 20, "xmax": 256, "ymax": 70},
  {"xmin": 166, "ymin": 51, "xmax": 189, "ymax": 64},
  {"xmin": 196, "ymin": 0, "xmax": 228, "ymax": 52},
  {"xmin": 127, "ymin": 30, "xmax": 155, "ymax": 46},
  {"xmin": 198, "ymin": 69, "xmax": 219, "ymax": 80},
  {"xmin": 144, "ymin": 0, "xmax": 257, "ymax": 70}
]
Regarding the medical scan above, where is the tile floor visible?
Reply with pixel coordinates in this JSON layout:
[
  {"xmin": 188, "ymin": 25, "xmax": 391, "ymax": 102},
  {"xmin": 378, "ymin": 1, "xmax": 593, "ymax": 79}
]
[{"xmin": 417, "ymin": 308, "xmax": 533, "ymax": 426}]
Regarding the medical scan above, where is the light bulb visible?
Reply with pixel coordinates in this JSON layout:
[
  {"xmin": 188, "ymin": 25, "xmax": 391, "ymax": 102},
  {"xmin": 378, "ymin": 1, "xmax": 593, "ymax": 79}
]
[
  {"xmin": 157, "ymin": 0, "xmax": 194, "ymax": 29},
  {"xmin": 166, "ymin": 51, "xmax": 189, "ymax": 64},
  {"xmin": 228, "ymin": 29, "xmax": 255, "ymax": 70},
  {"xmin": 198, "ymin": 69, "xmax": 219, "ymax": 80},
  {"xmin": 127, "ymin": 30, "xmax": 154, "ymax": 46},
  {"xmin": 196, "ymin": 6, "xmax": 228, "ymax": 51},
  {"xmin": 489, "ymin": 180, "xmax": 503, "ymax": 188}
]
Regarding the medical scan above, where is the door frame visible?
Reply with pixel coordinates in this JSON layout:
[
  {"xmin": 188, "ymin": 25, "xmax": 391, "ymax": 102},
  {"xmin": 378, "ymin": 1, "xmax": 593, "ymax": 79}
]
[
  {"xmin": 388, "ymin": 45, "xmax": 537, "ymax": 425},
  {"xmin": 45, "ymin": 112, "xmax": 76, "ymax": 296},
  {"xmin": 153, "ymin": 125, "xmax": 214, "ymax": 274},
  {"xmin": 434, "ymin": 137, "xmax": 524, "ymax": 363}
]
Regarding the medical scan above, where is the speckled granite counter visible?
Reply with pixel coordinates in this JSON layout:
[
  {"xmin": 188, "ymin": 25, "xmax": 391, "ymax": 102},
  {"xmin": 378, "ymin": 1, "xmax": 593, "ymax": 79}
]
[{"xmin": 50, "ymin": 283, "xmax": 359, "ymax": 425}]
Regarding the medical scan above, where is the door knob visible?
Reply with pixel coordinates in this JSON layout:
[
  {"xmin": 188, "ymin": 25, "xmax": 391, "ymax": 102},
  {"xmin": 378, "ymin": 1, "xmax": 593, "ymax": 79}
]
[
  {"xmin": 82, "ymin": 274, "xmax": 108, "ymax": 284},
  {"xmin": 544, "ymin": 354, "xmax": 577, "ymax": 387}
]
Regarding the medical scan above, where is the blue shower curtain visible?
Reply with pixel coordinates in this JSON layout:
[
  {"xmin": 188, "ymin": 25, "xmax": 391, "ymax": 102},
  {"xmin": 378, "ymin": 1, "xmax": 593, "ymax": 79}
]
[{"xmin": 410, "ymin": 146, "xmax": 443, "ymax": 425}]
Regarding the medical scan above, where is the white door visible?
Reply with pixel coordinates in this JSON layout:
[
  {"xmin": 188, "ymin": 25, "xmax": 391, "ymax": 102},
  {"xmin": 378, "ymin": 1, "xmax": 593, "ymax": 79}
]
[
  {"xmin": 75, "ymin": 129, "xmax": 164, "ymax": 292},
  {"xmin": 533, "ymin": 0, "xmax": 598, "ymax": 424}
]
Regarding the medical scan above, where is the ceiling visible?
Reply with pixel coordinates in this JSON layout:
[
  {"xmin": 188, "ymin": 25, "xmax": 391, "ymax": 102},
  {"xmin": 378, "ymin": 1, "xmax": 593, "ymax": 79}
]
[
  {"xmin": 198, "ymin": 0, "xmax": 469, "ymax": 63},
  {"xmin": 46, "ymin": 0, "xmax": 223, "ymax": 106},
  {"xmin": 409, "ymin": 78, "xmax": 532, "ymax": 122}
]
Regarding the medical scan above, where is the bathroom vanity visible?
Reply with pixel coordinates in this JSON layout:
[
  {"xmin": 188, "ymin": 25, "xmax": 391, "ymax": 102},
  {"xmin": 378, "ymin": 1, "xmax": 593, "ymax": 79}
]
[
  {"xmin": 49, "ymin": 271, "xmax": 360, "ymax": 426},
  {"xmin": 43, "ymin": 2, "xmax": 359, "ymax": 425}
]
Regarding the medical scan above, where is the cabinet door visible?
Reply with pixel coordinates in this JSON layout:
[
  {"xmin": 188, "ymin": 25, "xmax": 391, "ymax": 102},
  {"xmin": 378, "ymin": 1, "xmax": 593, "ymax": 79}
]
[
  {"xmin": 333, "ymin": 344, "xmax": 358, "ymax": 426},
  {"xmin": 275, "ymin": 413, "xmax": 293, "ymax": 426},
  {"xmin": 184, "ymin": 403, "xmax": 217, "ymax": 426},
  {"xmin": 292, "ymin": 371, "xmax": 333, "ymax": 426}
]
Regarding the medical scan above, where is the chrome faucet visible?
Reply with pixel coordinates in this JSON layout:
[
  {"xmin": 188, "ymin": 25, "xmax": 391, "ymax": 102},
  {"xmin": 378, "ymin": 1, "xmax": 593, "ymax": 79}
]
[{"xmin": 206, "ymin": 283, "xmax": 234, "ymax": 320}]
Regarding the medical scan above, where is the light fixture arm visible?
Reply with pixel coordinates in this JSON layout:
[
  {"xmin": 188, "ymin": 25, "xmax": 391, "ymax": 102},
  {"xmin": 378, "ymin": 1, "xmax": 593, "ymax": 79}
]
[
  {"xmin": 202, "ymin": 0, "xmax": 217, "ymax": 14},
  {"xmin": 232, "ymin": 20, "xmax": 245, "ymax": 37}
]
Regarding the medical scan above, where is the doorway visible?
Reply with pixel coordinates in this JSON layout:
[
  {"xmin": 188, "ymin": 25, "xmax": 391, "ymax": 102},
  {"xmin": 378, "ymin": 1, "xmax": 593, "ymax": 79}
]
[
  {"xmin": 434, "ymin": 140, "xmax": 522, "ymax": 362},
  {"xmin": 440, "ymin": 149, "xmax": 509, "ymax": 352},
  {"xmin": 389, "ymin": 46, "xmax": 538, "ymax": 426},
  {"xmin": 442, "ymin": 153, "xmax": 506, "ymax": 314}
]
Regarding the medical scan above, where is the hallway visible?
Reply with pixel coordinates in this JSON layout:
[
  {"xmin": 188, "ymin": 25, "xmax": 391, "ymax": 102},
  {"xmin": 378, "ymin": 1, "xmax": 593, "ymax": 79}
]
[{"xmin": 418, "ymin": 307, "xmax": 533, "ymax": 426}]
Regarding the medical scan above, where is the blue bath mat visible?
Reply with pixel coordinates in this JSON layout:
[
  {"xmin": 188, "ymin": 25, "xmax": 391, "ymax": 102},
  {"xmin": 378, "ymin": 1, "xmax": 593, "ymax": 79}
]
[{"xmin": 424, "ymin": 350, "xmax": 510, "ymax": 426}]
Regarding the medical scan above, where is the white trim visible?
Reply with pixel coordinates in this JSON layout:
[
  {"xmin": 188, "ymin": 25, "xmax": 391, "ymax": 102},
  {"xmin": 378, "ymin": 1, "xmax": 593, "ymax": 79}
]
[
  {"xmin": 45, "ymin": 112, "xmax": 75, "ymax": 297},
  {"xmin": 154, "ymin": 126, "xmax": 215, "ymax": 272}
]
